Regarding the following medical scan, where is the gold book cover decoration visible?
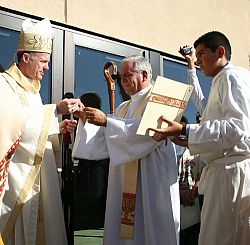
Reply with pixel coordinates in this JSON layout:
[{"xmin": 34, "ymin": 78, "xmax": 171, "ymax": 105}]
[{"xmin": 137, "ymin": 76, "xmax": 193, "ymax": 136}]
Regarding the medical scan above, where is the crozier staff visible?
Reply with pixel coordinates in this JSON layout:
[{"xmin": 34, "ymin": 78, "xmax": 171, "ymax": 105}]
[{"xmin": 103, "ymin": 61, "xmax": 117, "ymax": 114}]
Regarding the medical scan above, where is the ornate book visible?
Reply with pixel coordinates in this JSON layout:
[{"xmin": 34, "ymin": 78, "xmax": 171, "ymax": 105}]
[{"xmin": 137, "ymin": 76, "xmax": 193, "ymax": 136}]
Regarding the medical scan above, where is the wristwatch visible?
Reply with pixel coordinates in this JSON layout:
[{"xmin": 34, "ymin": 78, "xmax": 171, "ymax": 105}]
[{"xmin": 180, "ymin": 123, "xmax": 186, "ymax": 136}]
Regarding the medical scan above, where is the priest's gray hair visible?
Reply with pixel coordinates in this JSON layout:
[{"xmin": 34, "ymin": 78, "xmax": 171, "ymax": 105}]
[{"xmin": 122, "ymin": 55, "xmax": 152, "ymax": 81}]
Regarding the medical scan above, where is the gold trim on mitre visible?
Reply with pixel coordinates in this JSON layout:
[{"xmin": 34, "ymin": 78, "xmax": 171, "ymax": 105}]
[{"xmin": 17, "ymin": 18, "xmax": 53, "ymax": 54}]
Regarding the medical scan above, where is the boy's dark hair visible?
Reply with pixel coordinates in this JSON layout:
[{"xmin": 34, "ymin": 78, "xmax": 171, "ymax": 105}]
[
  {"xmin": 194, "ymin": 31, "xmax": 231, "ymax": 61},
  {"xmin": 79, "ymin": 92, "xmax": 102, "ymax": 109}
]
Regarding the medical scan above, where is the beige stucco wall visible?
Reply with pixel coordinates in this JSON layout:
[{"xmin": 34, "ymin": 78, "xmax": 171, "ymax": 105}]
[{"xmin": 1, "ymin": 0, "xmax": 250, "ymax": 68}]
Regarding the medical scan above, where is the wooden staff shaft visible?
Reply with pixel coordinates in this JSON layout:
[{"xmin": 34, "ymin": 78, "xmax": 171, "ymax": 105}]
[{"xmin": 103, "ymin": 61, "xmax": 117, "ymax": 114}]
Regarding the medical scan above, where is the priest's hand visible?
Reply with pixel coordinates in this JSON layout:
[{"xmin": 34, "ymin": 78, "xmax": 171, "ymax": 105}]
[
  {"xmin": 148, "ymin": 115, "xmax": 183, "ymax": 141},
  {"xmin": 56, "ymin": 98, "xmax": 82, "ymax": 115},
  {"xmin": 59, "ymin": 119, "xmax": 77, "ymax": 134},
  {"xmin": 85, "ymin": 107, "xmax": 107, "ymax": 126},
  {"xmin": 73, "ymin": 103, "xmax": 86, "ymax": 122}
]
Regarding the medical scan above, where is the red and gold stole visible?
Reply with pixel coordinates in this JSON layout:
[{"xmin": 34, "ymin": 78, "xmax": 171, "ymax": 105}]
[{"xmin": 117, "ymin": 86, "xmax": 152, "ymax": 239}]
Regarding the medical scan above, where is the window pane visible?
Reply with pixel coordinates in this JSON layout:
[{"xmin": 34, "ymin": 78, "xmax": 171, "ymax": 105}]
[
  {"xmin": 74, "ymin": 46, "xmax": 125, "ymax": 114},
  {"xmin": 0, "ymin": 27, "xmax": 18, "ymax": 70},
  {"xmin": 0, "ymin": 27, "xmax": 52, "ymax": 104},
  {"xmin": 40, "ymin": 61, "xmax": 52, "ymax": 104},
  {"xmin": 163, "ymin": 59, "xmax": 211, "ymax": 123}
]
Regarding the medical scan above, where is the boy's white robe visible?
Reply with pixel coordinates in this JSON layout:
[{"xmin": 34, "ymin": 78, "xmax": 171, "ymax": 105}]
[
  {"xmin": 188, "ymin": 64, "xmax": 250, "ymax": 245},
  {"xmin": 73, "ymin": 86, "xmax": 180, "ymax": 245}
]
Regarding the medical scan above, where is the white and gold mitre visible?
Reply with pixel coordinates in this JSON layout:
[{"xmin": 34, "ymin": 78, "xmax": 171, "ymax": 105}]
[{"xmin": 17, "ymin": 18, "xmax": 53, "ymax": 54}]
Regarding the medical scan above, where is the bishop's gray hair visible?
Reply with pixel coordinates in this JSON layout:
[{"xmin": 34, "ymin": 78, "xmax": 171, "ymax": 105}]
[{"xmin": 121, "ymin": 55, "xmax": 152, "ymax": 81}]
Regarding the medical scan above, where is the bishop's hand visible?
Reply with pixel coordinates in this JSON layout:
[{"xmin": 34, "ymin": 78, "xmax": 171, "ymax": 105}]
[
  {"xmin": 59, "ymin": 119, "xmax": 77, "ymax": 134},
  {"xmin": 56, "ymin": 98, "xmax": 82, "ymax": 115},
  {"xmin": 73, "ymin": 103, "xmax": 86, "ymax": 122}
]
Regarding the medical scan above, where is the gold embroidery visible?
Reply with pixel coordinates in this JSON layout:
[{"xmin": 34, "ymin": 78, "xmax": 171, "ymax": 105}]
[
  {"xmin": 121, "ymin": 192, "xmax": 136, "ymax": 226},
  {"xmin": 149, "ymin": 93, "xmax": 187, "ymax": 109},
  {"xmin": 27, "ymin": 35, "xmax": 52, "ymax": 50},
  {"xmin": 18, "ymin": 33, "xmax": 52, "ymax": 54}
]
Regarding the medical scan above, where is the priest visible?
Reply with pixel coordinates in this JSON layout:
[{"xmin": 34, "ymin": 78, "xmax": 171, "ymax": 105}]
[{"xmin": 73, "ymin": 55, "xmax": 180, "ymax": 245}]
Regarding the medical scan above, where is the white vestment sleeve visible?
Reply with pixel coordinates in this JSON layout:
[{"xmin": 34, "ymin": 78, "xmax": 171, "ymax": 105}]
[
  {"xmin": 105, "ymin": 117, "xmax": 161, "ymax": 166},
  {"xmin": 47, "ymin": 104, "xmax": 60, "ymax": 135},
  {"xmin": 187, "ymin": 68, "xmax": 206, "ymax": 114},
  {"xmin": 72, "ymin": 119, "xmax": 109, "ymax": 160}
]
